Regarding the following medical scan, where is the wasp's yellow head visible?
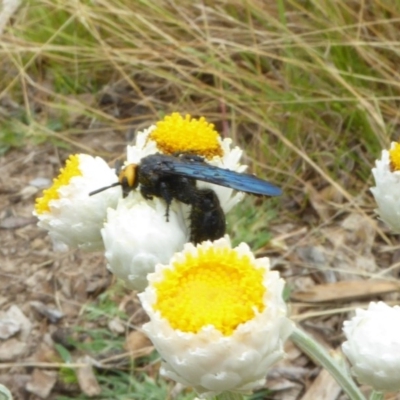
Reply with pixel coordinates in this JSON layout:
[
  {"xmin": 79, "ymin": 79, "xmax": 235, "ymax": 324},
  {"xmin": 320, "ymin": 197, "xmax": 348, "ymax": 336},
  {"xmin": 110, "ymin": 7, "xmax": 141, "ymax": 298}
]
[{"xmin": 119, "ymin": 164, "xmax": 139, "ymax": 197}]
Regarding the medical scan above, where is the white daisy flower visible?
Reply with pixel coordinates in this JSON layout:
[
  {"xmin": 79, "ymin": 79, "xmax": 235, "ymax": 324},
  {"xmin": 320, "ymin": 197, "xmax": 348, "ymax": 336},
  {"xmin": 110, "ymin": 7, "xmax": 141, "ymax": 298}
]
[
  {"xmin": 371, "ymin": 142, "xmax": 400, "ymax": 232},
  {"xmin": 139, "ymin": 236, "xmax": 294, "ymax": 397},
  {"xmin": 342, "ymin": 301, "xmax": 400, "ymax": 392},
  {"xmin": 125, "ymin": 112, "xmax": 247, "ymax": 213},
  {"xmin": 126, "ymin": 125, "xmax": 158, "ymax": 164},
  {"xmin": 33, "ymin": 154, "xmax": 120, "ymax": 251},
  {"xmin": 0, "ymin": 383, "xmax": 13, "ymax": 400},
  {"xmin": 101, "ymin": 192, "xmax": 189, "ymax": 291}
]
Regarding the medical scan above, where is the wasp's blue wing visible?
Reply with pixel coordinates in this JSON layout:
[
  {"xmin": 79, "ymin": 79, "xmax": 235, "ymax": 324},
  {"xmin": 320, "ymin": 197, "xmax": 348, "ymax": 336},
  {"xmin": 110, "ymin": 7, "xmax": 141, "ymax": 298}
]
[{"xmin": 156, "ymin": 159, "xmax": 282, "ymax": 197}]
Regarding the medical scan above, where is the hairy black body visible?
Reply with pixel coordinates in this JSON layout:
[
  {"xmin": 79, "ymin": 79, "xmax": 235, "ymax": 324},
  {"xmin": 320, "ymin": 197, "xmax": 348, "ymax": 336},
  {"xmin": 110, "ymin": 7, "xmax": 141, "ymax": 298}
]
[{"xmin": 189, "ymin": 189, "xmax": 226, "ymax": 243}]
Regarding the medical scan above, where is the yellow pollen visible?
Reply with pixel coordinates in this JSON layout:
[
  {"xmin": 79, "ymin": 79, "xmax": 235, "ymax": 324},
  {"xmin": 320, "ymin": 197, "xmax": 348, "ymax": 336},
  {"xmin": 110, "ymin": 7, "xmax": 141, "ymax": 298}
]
[
  {"xmin": 389, "ymin": 142, "xmax": 400, "ymax": 172},
  {"xmin": 149, "ymin": 113, "xmax": 223, "ymax": 159},
  {"xmin": 34, "ymin": 154, "xmax": 82, "ymax": 214},
  {"xmin": 153, "ymin": 247, "xmax": 266, "ymax": 335}
]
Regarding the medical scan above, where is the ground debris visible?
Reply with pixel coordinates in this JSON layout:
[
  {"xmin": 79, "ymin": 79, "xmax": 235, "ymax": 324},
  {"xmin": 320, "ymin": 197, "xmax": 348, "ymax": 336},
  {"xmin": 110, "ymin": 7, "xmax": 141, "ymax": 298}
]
[
  {"xmin": 76, "ymin": 356, "xmax": 102, "ymax": 397},
  {"xmin": 30, "ymin": 301, "xmax": 64, "ymax": 323},
  {"xmin": 0, "ymin": 338, "xmax": 28, "ymax": 361},
  {"xmin": 300, "ymin": 369, "xmax": 341, "ymax": 400},
  {"xmin": 0, "ymin": 317, "xmax": 19, "ymax": 340},
  {"xmin": 125, "ymin": 330, "xmax": 153, "ymax": 358},
  {"xmin": 0, "ymin": 215, "xmax": 36, "ymax": 229},
  {"xmin": 108, "ymin": 317, "xmax": 125, "ymax": 334},
  {"xmin": 292, "ymin": 280, "xmax": 400, "ymax": 303},
  {"xmin": 0, "ymin": 305, "xmax": 30, "ymax": 340},
  {"xmin": 25, "ymin": 369, "xmax": 57, "ymax": 399},
  {"xmin": 2, "ymin": 307, "xmax": 31, "ymax": 337}
]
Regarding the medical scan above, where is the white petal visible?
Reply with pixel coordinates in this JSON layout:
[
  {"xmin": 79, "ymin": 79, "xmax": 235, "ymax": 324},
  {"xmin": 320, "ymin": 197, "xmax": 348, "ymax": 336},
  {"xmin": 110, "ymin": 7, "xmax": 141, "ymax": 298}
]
[
  {"xmin": 370, "ymin": 143, "xmax": 400, "ymax": 232},
  {"xmin": 126, "ymin": 126, "xmax": 158, "ymax": 164},
  {"xmin": 342, "ymin": 301, "xmax": 400, "ymax": 392},
  {"xmin": 102, "ymin": 193, "xmax": 189, "ymax": 291},
  {"xmin": 34, "ymin": 154, "xmax": 120, "ymax": 251}
]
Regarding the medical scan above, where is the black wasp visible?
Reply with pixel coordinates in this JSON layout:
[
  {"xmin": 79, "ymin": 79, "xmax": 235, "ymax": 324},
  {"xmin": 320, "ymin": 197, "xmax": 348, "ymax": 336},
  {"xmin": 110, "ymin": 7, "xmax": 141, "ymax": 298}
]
[{"xmin": 90, "ymin": 153, "xmax": 282, "ymax": 244}]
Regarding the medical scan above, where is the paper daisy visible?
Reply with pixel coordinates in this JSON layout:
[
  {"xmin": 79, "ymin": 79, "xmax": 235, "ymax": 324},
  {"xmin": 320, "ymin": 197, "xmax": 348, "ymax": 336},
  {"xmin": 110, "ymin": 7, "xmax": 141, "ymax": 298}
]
[
  {"xmin": 371, "ymin": 142, "xmax": 400, "ymax": 232},
  {"xmin": 126, "ymin": 112, "xmax": 246, "ymax": 213},
  {"xmin": 342, "ymin": 301, "xmax": 400, "ymax": 392},
  {"xmin": 101, "ymin": 192, "xmax": 189, "ymax": 291},
  {"xmin": 34, "ymin": 154, "xmax": 121, "ymax": 250},
  {"xmin": 139, "ymin": 236, "xmax": 293, "ymax": 397}
]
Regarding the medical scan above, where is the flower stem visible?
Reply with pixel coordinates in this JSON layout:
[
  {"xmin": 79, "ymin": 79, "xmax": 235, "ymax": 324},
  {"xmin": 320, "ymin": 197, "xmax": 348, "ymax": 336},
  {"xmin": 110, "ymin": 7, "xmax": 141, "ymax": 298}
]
[
  {"xmin": 369, "ymin": 391, "xmax": 383, "ymax": 400},
  {"xmin": 290, "ymin": 326, "xmax": 365, "ymax": 400}
]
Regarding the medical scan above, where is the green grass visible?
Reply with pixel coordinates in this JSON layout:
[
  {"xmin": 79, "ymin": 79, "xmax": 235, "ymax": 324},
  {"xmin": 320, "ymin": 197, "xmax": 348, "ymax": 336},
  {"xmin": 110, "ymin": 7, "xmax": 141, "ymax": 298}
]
[
  {"xmin": 56, "ymin": 371, "xmax": 197, "ymax": 400},
  {"xmin": 227, "ymin": 196, "xmax": 278, "ymax": 250}
]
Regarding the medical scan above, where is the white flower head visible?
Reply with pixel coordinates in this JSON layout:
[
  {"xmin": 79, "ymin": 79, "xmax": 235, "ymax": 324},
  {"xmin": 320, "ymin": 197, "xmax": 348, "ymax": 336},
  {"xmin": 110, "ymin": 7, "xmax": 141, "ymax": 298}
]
[
  {"xmin": 139, "ymin": 236, "xmax": 294, "ymax": 397},
  {"xmin": 34, "ymin": 154, "xmax": 120, "ymax": 251},
  {"xmin": 342, "ymin": 301, "xmax": 400, "ymax": 392},
  {"xmin": 0, "ymin": 383, "xmax": 13, "ymax": 400},
  {"xmin": 371, "ymin": 142, "xmax": 400, "ymax": 232},
  {"xmin": 126, "ymin": 125, "xmax": 158, "ymax": 164},
  {"xmin": 102, "ymin": 192, "xmax": 189, "ymax": 291},
  {"xmin": 126, "ymin": 113, "xmax": 247, "ymax": 213}
]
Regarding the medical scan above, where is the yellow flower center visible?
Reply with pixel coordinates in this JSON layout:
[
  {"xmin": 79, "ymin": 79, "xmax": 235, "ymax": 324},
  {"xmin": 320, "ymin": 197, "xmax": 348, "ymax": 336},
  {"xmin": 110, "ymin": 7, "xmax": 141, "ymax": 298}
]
[
  {"xmin": 154, "ymin": 246, "xmax": 266, "ymax": 335},
  {"xmin": 389, "ymin": 142, "xmax": 400, "ymax": 172},
  {"xmin": 149, "ymin": 113, "xmax": 223, "ymax": 159},
  {"xmin": 34, "ymin": 154, "xmax": 82, "ymax": 214}
]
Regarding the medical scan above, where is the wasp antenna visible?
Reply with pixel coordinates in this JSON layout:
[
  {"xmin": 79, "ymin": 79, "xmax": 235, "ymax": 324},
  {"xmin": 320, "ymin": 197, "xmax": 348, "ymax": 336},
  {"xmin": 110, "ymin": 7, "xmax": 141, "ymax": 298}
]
[{"xmin": 89, "ymin": 182, "xmax": 120, "ymax": 196}]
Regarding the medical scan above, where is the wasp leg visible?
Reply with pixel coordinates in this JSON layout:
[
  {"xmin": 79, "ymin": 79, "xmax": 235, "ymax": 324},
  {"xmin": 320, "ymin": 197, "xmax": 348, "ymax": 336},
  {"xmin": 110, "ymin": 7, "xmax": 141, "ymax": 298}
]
[{"xmin": 158, "ymin": 181, "xmax": 175, "ymax": 222}]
